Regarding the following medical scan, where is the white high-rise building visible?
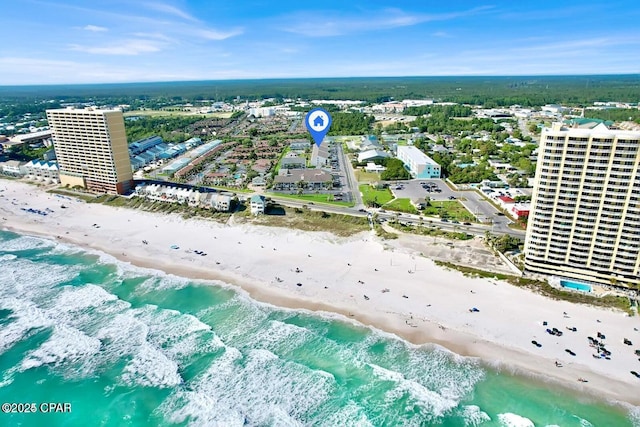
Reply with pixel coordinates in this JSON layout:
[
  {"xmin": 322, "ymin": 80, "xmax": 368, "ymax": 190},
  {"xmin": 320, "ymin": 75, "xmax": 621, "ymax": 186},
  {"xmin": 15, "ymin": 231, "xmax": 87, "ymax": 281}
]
[
  {"xmin": 524, "ymin": 122, "xmax": 640, "ymax": 288},
  {"xmin": 46, "ymin": 107, "xmax": 133, "ymax": 194}
]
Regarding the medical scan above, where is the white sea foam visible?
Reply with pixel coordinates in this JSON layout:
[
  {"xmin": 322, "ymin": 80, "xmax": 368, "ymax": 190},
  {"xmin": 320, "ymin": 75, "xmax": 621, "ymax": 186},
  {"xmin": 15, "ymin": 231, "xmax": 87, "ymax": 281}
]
[
  {"xmin": 159, "ymin": 346, "xmax": 334, "ymax": 427},
  {"xmin": 575, "ymin": 417, "xmax": 594, "ymax": 427},
  {"xmin": 404, "ymin": 346, "xmax": 484, "ymax": 401},
  {"xmin": 497, "ymin": 413, "xmax": 535, "ymax": 427},
  {"xmin": 21, "ymin": 325, "xmax": 101, "ymax": 371},
  {"xmin": 121, "ymin": 343, "xmax": 182, "ymax": 388},
  {"xmin": 53, "ymin": 284, "xmax": 118, "ymax": 313},
  {"xmin": 133, "ymin": 305, "xmax": 223, "ymax": 362},
  {"xmin": 0, "ymin": 366, "xmax": 19, "ymax": 389},
  {"xmin": 0, "ymin": 235, "xmax": 55, "ymax": 252},
  {"xmin": 0, "ymin": 254, "xmax": 17, "ymax": 261},
  {"xmin": 629, "ymin": 406, "xmax": 640, "ymax": 427},
  {"xmin": 250, "ymin": 319, "xmax": 312, "ymax": 354},
  {"xmin": 202, "ymin": 295, "xmax": 272, "ymax": 343},
  {"xmin": 0, "ymin": 298, "xmax": 51, "ymax": 354},
  {"xmin": 0, "ymin": 257, "xmax": 82, "ymax": 300},
  {"xmin": 369, "ymin": 363, "xmax": 459, "ymax": 420},
  {"xmin": 461, "ymin": 405, "xmax": 491, "ymax": 426},
  {"xmin": 315, "ymin": 400, "xmax": 373, "ymax": 427}
]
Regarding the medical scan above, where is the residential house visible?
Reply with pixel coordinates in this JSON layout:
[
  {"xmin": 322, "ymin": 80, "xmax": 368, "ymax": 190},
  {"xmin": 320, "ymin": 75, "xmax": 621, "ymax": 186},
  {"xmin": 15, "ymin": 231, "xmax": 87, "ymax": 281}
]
[
  {"xmin": 0, "ymin": 160, "xmax": 25, "ymax": 176},
  {"xmin": 210, "ymin": 193, "xmax": 232, "ymax": 212},
  {"xmin": 250, "ymin": 195, "xmax": 266, "ymax": 214},
  {"xmin": 280, "ymin": 155, "xmax": 306, "ymax": 169},
  {"xmin": 364, "ymin": 162, "xmax": 386, "ymax": 172},
  {"xmin": 24, "ymin": 160, "xmax": 59, "ymax": 182},
  {"xmin": 289, "ymin": 140, "xmax": 311, "ymax": 151},
  {"xmin": 251, "ymin": 176, "xmax": 267, "ymax": 187}
]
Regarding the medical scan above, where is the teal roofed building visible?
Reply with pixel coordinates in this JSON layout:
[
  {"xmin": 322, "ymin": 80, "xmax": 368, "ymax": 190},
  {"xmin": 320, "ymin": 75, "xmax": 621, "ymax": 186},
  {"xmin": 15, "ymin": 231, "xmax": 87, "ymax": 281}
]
[{"xmin": 563, "ymin": 118, "xmax": 614, "ymax": 129}]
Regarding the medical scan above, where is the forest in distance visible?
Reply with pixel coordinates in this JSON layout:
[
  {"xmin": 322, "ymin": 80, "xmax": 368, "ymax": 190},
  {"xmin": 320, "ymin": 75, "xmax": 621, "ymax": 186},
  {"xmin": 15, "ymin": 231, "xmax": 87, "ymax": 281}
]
[{"xmin": 1, "ymin": 75, "xmax": 640, "ymax": 107}]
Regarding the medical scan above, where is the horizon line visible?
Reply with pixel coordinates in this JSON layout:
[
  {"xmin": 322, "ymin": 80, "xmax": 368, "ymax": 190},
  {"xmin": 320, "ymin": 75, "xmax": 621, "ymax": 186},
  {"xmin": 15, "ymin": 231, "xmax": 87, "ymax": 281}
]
[{"xmin": 1, "ymin": 73, "xmax": 639, "ymax": 89}]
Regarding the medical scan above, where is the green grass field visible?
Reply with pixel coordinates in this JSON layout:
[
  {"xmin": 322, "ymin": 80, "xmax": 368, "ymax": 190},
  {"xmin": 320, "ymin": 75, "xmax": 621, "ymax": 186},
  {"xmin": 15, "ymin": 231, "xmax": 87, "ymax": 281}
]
[
  {"xmin": 383, "ymin": 198, "xmax": 417, "ymax": 214},
  {"xmin": 207, "ymin": 185, "xmax": 253, "ymax": 194},
  {"xmin": 237, "ymin": 207, "xmax": 369, "ymax": 237},
  {"xmin": 354, "ymin": 170, "xmax": 382, "ymax": 183},
  {"xmin": 268, "ymin": 193, "xmax": 355, "ymax": 207},
  {"xmin": 422, "ymin": 201, "xmax": 475, "ymax": 221},
  {"xmin": 359, "ymin": 184, "xmax": 393, "ymax": 205}
]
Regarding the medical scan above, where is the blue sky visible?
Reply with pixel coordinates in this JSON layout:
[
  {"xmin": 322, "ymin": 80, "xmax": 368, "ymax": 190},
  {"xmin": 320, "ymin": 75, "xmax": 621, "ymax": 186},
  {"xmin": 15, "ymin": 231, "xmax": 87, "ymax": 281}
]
[{"xmin": 1, "ymin": 1, "xmax": 639, "ymax": 84}]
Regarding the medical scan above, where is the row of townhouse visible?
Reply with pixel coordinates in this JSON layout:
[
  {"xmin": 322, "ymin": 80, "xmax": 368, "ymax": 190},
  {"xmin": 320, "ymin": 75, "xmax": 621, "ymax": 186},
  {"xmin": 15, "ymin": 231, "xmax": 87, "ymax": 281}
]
[{"xmin": 134, "ymin": 183, "xmax": 234, "ymax": 211}]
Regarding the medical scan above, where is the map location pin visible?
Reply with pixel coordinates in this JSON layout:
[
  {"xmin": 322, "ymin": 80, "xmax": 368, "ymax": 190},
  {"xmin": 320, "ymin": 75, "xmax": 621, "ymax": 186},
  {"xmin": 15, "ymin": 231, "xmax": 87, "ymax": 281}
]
[{"xmin": 305, "ymin": 108, "xmax": 332, "ymax": 147}]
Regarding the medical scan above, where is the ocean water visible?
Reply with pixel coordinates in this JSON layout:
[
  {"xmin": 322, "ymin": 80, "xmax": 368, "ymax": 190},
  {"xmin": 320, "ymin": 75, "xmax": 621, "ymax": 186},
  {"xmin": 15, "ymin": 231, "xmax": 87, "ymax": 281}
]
[{"xmin": 0, "ymin": 229, "xmax": 638, "ymax": 427}]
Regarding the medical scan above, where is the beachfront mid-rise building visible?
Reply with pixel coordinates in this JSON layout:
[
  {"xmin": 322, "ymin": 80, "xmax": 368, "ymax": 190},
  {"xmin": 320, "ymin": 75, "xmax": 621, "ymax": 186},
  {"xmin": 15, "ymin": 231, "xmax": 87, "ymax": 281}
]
[
  {"xmin": 46, "ymin": 107, "xmax": 133, "ymax": 194},
  {"xmin": 396, "ymin": 146, "xmax": 441, "ymax": 179},
  {"xmin": 524, "ymin": 122, "xmax": 640, "ymax": 288}
]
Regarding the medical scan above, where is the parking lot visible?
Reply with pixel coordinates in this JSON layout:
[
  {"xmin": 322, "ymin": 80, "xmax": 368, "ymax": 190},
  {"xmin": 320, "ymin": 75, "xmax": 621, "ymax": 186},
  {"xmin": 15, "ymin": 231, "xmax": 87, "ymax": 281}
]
[
  {"xmin": 388, "ymin": 179, "xmax": 508, "ymax": 226},
  {"xmin": 389, "ymin": 179, "xmax": 459, "ymax": 202}
]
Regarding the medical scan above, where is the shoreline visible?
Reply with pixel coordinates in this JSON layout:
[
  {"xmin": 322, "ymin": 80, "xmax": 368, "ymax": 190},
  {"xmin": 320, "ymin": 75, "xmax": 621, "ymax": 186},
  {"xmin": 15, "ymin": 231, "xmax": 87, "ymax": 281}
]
[{"xmin": 1, "ymin": 180, "xmax": 640, "ymax": 409}]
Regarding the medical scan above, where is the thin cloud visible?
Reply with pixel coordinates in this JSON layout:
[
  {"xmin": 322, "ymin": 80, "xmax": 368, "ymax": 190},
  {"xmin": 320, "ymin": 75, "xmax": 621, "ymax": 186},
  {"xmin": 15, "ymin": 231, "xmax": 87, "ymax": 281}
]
[
  {"xmin": 196, "ymin": 28, "xmax": 244, "ymax": 40},
  {"xmin": 69, "ymin": 39, "xmax": 163, "ymax": 55},
  {"xmin": 83, "ymin": 24, "xmax": 108, "ymax": 32},
  {"xmin": 281, "ymin": 6, "xmax": 494, "ymax": 37},
  {"xmin": 498, "ymin": 5, "xmax": 602, "ymax": 21},
  {"xmin": 131, "ymin": 32, "xmax": 175, "ymax": 42},
  {"xmin": 516, "ymin": 36, "xmax": 639, "ymax": 53},
  {"xmin": 144, "ymin": 2, "xmax": 199, "ymax": 22}
]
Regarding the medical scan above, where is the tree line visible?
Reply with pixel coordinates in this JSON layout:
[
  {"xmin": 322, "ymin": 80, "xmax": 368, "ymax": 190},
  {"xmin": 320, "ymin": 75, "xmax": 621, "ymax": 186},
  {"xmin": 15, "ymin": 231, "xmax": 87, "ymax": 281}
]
[
  {"xmin": 125, "ymin": 115, "xmax": 205, "ymax": 144},
  {"xmin": 3, "ymin": 75, "xmax": 640, "ymax": 106}
]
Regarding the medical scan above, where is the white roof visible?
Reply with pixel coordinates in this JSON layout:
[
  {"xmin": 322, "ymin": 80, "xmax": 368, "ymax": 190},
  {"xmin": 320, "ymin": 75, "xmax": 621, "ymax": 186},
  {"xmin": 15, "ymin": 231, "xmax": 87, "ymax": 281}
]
[
  {"xmin": 358, "ymin": 149, "xmax": 389, "ymax": 162},
  {"xmin": 397, "ymin": 146, "xmax": 439, "ymax": 166}
]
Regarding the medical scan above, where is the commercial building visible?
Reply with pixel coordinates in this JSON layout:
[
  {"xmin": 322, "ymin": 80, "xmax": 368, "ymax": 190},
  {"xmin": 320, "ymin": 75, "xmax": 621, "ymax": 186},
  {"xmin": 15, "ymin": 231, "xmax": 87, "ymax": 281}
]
[
  {"xmin": 396, "ymin": 146, "xmax": 441, "ymax": 179},
  {"xmin": 46, "ymin": 108, "xmax": 133, "ymax": 194},
  {"xmin": 358, "ymin": 149, "xmax": 389, "ymax": 163},
  {"xmin": 7, "ymin": 129, "xmax": 54, "ymax": 147},
  {"xmin": 524, "ymin": 123, "xmax": 640, "ymax": 288}
]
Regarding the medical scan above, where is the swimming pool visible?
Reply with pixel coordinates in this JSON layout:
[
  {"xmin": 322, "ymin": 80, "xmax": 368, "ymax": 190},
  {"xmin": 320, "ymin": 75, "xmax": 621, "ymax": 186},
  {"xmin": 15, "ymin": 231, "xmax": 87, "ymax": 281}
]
[{"xmin": 560, "ymin": 279, "xmax": 592, "ymax": 292}]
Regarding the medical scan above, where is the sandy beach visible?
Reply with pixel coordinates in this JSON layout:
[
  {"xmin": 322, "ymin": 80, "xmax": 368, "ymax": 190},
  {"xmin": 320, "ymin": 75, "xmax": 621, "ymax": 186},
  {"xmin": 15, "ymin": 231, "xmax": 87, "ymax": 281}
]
[{"xmin": 1, "ymin": 180, "xmax": 639, "ymax": 407}]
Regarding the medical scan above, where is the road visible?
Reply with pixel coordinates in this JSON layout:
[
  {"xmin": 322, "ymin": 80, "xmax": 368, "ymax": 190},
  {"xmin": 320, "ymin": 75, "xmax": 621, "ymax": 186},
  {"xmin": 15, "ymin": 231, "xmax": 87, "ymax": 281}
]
[
  {"xmin": 335, "ymin": 142, "xmax": 363, "ymax": 208},
  {"xmin": 267, "ymin": 195, "xmax": 525, "ymax": 239},
  {"xmin": 288, "ymin": 116, "xmax": 301, "ymax": 133},
  {"xmin": 458, "ymin": 190, "xmax": 513, "ymax": 234}
]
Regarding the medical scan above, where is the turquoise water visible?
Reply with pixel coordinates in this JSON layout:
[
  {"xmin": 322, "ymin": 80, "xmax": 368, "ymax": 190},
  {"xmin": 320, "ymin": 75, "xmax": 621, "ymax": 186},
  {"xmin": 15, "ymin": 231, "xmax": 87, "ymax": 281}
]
[
  {"xmin": 0, "ymin": 229, "xmax": 638, "ymax": 426},
  {"xmin": 560, "ymin": 280, "xmax": 592, "ymax": 293}
]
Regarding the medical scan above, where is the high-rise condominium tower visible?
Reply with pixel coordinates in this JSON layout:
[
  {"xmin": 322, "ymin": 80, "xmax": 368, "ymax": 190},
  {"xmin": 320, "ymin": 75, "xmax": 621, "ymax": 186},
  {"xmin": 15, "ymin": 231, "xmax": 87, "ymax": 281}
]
[
  {"xmin": 46, "ymin": 107, "xmax": 133, "ymax": 194},
  {"xmin": 524, "ymin": 122, "xmax": 640, "ymax": 288}
]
